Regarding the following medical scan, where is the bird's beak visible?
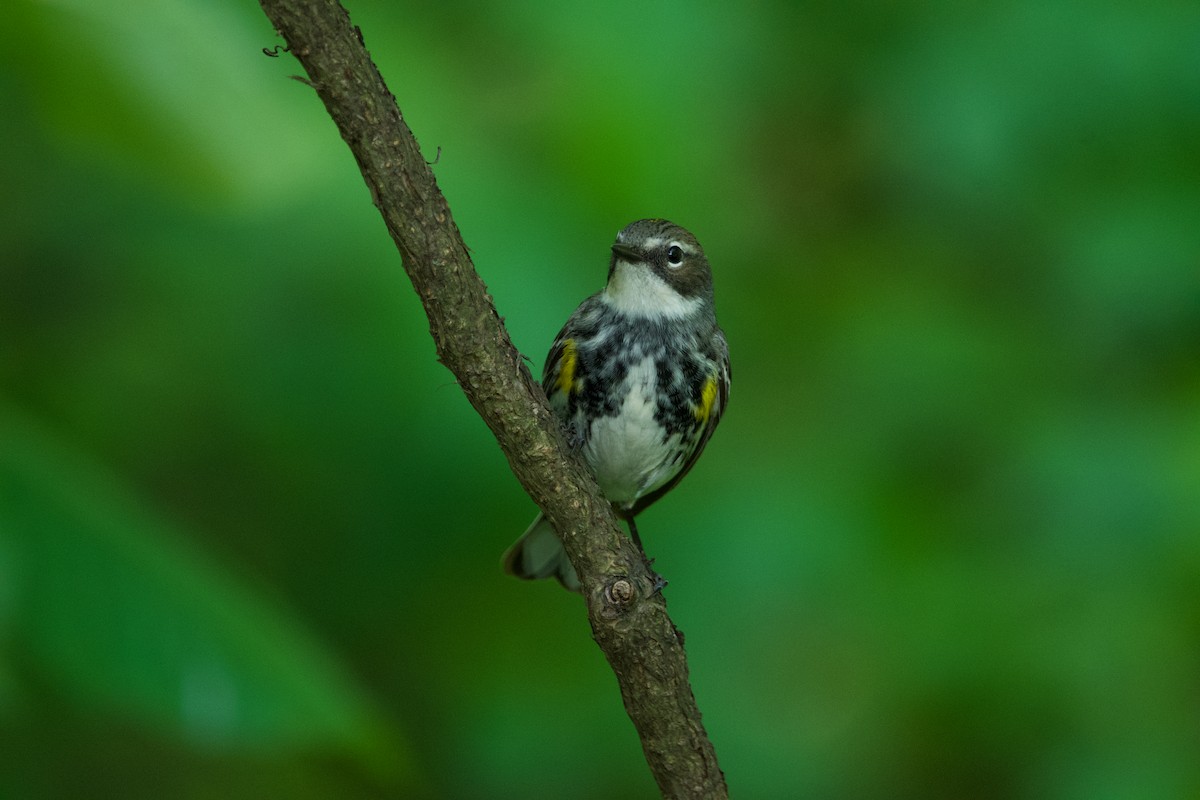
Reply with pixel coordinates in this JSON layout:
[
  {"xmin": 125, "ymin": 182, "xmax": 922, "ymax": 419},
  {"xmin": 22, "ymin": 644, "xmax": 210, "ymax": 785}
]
[{"xmin": 611, "ymin": 243, "xmax": 641, "ymax": 262}]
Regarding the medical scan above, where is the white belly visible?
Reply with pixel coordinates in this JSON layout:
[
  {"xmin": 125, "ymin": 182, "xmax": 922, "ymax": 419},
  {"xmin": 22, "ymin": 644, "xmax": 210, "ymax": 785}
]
[{"xmin": 581, "ymin": 357, "xmax": 682, "ymax": 507}]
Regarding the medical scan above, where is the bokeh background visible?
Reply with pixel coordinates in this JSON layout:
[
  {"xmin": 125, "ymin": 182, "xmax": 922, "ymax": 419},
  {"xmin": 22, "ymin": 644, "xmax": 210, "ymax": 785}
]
[{"xmin": 2, "ymin": 0, "xmax": 1198, "ymax": 797}]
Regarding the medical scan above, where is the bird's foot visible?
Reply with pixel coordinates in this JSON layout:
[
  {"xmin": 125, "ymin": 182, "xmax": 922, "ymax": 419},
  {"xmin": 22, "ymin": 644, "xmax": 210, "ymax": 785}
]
[{"xmin": 642, "ymin": 554, "xmax": 668, "ymax": 595}]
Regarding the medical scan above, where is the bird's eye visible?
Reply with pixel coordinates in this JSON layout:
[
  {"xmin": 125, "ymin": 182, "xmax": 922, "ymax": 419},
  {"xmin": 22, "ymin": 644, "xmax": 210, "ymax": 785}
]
[{"xmin": 666, "ymin": 245, "xmax": 684, "ymax": 267}]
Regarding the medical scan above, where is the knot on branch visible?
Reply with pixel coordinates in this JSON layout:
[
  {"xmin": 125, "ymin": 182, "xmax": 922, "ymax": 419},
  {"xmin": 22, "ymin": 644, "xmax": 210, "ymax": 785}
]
[{"xmin": 602, "ymin": 576, "xmax": 636, "ymax": 614}]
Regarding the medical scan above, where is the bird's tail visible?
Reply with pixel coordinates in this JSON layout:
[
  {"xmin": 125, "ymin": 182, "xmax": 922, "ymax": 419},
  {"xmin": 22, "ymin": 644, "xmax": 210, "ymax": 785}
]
[{"xmin": 501, "ymin": 513, "xmax": 581, "ymax": 592}]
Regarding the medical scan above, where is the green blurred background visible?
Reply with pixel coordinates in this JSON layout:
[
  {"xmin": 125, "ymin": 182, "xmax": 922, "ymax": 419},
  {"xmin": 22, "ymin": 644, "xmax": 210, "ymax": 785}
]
[{"xmin": 2, "ymin": 0, "xmax": 1198, "ymax": 797}]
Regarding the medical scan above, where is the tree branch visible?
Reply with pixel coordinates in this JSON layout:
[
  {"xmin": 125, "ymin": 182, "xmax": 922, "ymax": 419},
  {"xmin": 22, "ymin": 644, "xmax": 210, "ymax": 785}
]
[{"xmin": 256, "ymin": 2, "xmax": 727, "ymax": 796}]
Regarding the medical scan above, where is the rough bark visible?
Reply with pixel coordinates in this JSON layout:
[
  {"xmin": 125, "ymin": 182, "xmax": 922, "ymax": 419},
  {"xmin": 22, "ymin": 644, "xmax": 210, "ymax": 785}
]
[{"xmin": 256, "ymin": 2, "xmax": 727, "ymax": 796}]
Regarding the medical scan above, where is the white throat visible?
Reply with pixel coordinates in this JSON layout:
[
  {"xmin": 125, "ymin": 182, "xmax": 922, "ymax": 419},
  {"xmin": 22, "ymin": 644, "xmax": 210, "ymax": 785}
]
[{"xmin": 601, "ymin": 261, "xmax": 702, "ymax": 319}]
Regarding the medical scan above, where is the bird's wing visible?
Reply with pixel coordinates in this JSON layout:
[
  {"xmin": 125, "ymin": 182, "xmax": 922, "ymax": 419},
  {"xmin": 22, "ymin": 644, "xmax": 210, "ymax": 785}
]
[{"xmin": 629, "ymin": 328, "xmax": 731, "ymax": 516}]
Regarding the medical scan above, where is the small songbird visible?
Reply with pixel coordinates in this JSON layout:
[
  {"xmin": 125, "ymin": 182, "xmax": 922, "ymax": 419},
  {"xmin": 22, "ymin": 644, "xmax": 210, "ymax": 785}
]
[{"xmin": 502, "ymin": 219, "xmax": 730, "ymax": 591}]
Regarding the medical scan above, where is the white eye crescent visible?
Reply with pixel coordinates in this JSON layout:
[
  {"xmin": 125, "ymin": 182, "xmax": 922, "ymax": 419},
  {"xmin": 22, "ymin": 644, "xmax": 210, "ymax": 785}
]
[{"xmin": 666, "ymin": 245, "xmax": 684, "ymax": 267}]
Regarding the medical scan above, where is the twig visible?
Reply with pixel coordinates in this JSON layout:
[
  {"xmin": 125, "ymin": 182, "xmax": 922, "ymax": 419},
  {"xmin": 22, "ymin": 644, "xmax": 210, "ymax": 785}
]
[{"xmin": 256, "ymin": 2, "xmax": 727, "ymax": 796}]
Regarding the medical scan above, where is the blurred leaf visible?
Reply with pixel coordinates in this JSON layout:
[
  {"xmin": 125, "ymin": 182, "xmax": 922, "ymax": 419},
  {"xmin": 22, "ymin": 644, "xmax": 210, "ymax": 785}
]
[
  {"xmin": 0, "ymin": 406, "xmax": 407, "ymax": 775},
  {"xmin": 3, "ymin": 0, "xmax": 340, "ymax": 208}
]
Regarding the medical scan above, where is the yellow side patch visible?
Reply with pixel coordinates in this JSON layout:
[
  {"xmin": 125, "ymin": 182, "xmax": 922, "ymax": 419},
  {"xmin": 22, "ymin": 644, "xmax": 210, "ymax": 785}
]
[
  {"xmin": 554, "ymin": 339, "xmax": 577, "ymax": 396},
  {"xmin": 694, "ymin": 374, "xmax": 719, "ymax": 424}
]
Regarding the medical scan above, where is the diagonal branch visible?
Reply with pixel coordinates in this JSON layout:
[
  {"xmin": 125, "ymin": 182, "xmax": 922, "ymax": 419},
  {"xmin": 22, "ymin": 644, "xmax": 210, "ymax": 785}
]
[{"xmin": 256, "ymin": 2, "xmax": 727, "ymax": 796}]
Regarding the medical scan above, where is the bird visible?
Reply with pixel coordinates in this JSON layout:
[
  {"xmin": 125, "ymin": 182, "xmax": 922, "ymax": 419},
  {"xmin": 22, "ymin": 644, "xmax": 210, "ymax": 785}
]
[{"xmin": 502, "ymin": 218, "xmax": 730, "ymax": 591}]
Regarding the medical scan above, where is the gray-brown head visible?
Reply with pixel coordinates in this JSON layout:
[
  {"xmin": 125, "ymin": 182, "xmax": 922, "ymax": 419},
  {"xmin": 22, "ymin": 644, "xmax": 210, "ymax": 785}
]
[{"xmin": 604, "ymin": 219, "xmax": 715, "ymax": 318}]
